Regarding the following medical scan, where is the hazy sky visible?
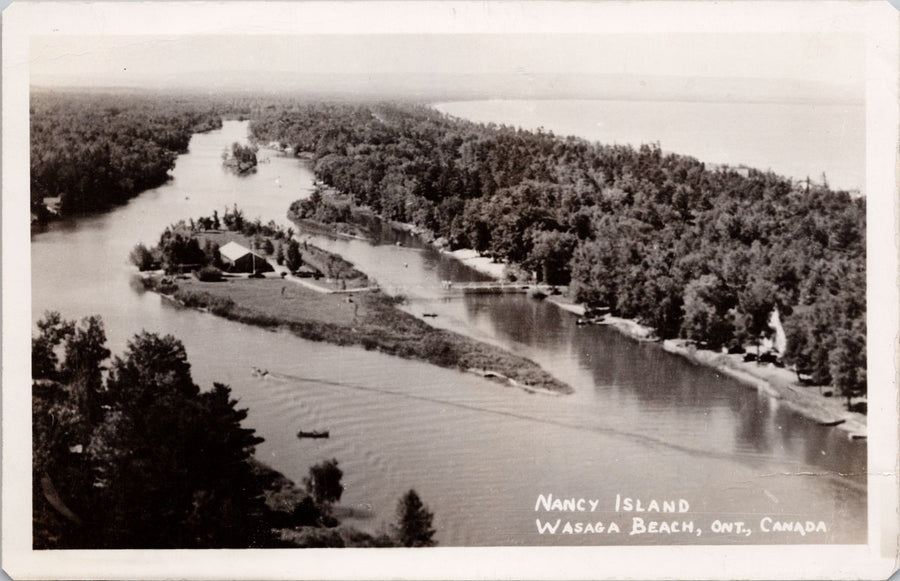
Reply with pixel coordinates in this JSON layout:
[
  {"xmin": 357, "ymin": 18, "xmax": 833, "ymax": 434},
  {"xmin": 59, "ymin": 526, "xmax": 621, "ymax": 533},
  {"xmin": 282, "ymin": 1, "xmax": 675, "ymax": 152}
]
[{"xmin": 30, "ymin": 33, "xmax": 864, "ymax": 98}]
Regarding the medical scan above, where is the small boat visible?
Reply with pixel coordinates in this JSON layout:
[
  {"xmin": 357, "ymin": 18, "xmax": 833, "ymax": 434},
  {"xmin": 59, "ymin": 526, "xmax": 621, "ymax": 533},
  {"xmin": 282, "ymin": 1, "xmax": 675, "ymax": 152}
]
[
  {"xmin": 250, "ymin": 366, "xmax": 269, "ymax": 377},
  {"xmin": 528, "ymin": 288, "xmax": 548, "ymax": 300},
  {"xmin": 576, "ymin": 318, "xmax": 588, "ymax": 326},
  {"xmin": 422, "ymin": 312, "xmax": 438, "ymax": 318},
  {"xmin": 817, "ymin": 418, "xmax": 846, "ymax": 427},
  {"xmin": 850, "ymin": 433, "xmax": 867, "ymax": 441},
  {"xmin": 297, "ymin": 430, "xmax": 330, "ymax": 439}
]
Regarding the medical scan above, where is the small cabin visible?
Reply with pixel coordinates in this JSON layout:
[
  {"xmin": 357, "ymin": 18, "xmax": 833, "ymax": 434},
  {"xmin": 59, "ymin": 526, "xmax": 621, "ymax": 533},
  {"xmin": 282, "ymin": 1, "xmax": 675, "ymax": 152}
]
[{"xmin": 218, "ymin": 241, "xmax": 273, "ymax": 273}]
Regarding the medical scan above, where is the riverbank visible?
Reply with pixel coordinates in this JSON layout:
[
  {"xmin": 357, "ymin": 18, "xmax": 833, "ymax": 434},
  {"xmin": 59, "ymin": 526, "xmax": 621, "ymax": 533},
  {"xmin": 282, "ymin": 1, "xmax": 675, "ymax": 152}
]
[
  {"xmin": 444, "ymin": 249, "xmax": 508, "ymax": 279},
  {"xmin": 553, "ymin": 294, "xmax": 865, "ymax": 434},
  {"xmin": 142, "ymin": 274, "xmax": 572, "ymax": 394},
  {"xmin": 555, "ymin": 298, "xmax": 866, "ymax": 434},
  {"xmin": 282, "ymin": 181, "xmax": 866, "ymax": 435},
  {"xmin": 388, "ymin": 229, "xmax": 867, "ymax": 435},
  {"xmin": 662, "ymin": 339, "xmax": 866, "ymax": 437}
]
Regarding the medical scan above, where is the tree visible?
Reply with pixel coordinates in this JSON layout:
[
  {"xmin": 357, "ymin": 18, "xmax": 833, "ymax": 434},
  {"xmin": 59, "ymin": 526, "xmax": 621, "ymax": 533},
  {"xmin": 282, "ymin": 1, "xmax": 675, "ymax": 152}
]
[
  {"xmin": 681, "ymin": 274, "xmax": 735, "ymax": 349},
  {"xmin": 285, "ymin": 239, "xmax": 302, "ymax": 271},
  {"xmin": 526, "ymin": 230, "xmax": 577, "ymax": 285},
  {"xmin": 106, "ymin": 331, "xmax": 198, "ymax": 402},
  {"xmin": 59, "ymin": 316, "xmax": 111, "ymax": 426},
  {"xmin": 129, "ymin": 243, "xmax": 156, "ymax": 271},
  {"xmin": 32, "ymin": 311, "xmax": 76, "ymax": 380},
  {"xmin": 735, "ymin": 275, "xmax": 777, "ymax": 359},
  {"xmin": 157, "ymin": 230, "xmax": 207, "ymax": 272},
  {"xmin": 303, "ymin": 459, "xmax": 344, "ymax": 507},
  {"xmin": 89, "ymin": 332, "xmax": 270, "ymax": 548},
  {"xmin": 392, "ymin": 489, "xmax": 435, "ymax": 547},
  {"xmin": 829, "ymin": 323, "xmax": 866, "ymax": 409},
  {"xmin": 783, "ymin": 311, "xmax": 814, "ymax": 382},
  {"xmin": 227, "ymin": 142, "xmax": 258, "ymax": 173},
  {"xmin": 203, "ymin": 240, "xmax": 222, "ymax": 268}
]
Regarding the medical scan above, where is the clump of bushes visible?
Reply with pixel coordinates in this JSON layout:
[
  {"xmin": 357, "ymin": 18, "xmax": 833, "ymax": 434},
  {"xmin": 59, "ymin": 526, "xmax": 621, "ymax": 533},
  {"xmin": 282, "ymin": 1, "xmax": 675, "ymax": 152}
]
[
  {"xmin": 173, "ymin": 289, "xmax": 235, "ymax": 316},
  {"xmin": 195, "ymin": 266, "xmax": 223, "ymax": 282},
  {"xmin": 155, "ymin": 276, "xmax": 179, "ymax": 295},
  {"xmin": 130, "ymin": 243, "xmax": 160, "ymax": 271}
]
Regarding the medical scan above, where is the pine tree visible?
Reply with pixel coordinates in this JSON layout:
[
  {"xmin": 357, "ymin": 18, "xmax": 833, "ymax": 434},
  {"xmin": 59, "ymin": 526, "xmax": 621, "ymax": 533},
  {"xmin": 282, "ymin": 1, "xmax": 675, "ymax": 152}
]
[{"xmin": 392, "ymin": 489, "xmax": 435, "ymax": 547}]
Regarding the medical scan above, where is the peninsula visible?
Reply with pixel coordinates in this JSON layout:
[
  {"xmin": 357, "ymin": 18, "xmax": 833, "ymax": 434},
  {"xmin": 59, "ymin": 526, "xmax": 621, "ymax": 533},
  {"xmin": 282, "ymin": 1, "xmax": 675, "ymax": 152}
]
[{"xmin": 136, "ymin": 208, "xmax": 572, "ymax": 395}]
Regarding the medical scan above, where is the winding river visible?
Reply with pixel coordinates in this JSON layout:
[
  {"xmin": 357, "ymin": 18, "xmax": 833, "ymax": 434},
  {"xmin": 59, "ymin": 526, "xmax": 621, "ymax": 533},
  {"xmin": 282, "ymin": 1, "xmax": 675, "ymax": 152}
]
[{"xmin": 31, "ymin": 120, "xmax": 866, "ymax": 546}]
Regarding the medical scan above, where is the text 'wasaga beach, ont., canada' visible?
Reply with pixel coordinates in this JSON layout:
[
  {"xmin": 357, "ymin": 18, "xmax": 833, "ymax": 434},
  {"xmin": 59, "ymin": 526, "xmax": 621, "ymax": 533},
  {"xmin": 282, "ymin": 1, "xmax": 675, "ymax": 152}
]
[{"xmin": 534, "ymin": 494, "xmax": 829, "ymax": 538}]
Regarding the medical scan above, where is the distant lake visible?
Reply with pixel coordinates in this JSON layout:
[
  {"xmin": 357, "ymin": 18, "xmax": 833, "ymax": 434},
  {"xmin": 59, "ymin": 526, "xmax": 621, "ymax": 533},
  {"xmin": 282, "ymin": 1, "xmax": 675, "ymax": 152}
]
[{"xmin": 433, "ymin": 99, "xmax": 865, "ymax": 193}]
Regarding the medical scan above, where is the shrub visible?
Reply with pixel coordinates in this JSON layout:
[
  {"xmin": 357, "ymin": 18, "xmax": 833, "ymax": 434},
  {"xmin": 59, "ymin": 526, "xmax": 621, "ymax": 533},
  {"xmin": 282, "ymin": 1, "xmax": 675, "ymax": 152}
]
[
  {"xmin": 195, "ymin": 266, "xmax": 223, "ymax": 282},
  {"xmin": 155, "ymin": 277, "xmax": 178, "ymax": 295},
  {"xmin": 303, "ymin": 459, "xmax": 344, "ymax": 507},
  {"xmin": 420, "ymin": 335, "xmax": 459, "ymax": 367},
  {"xmin": 130, "ymin": 243, "xmax": 157, "ymax": 271},
  {"xmin": 174, "ymin": 289, "xmax": 234, "ymax": 314}
]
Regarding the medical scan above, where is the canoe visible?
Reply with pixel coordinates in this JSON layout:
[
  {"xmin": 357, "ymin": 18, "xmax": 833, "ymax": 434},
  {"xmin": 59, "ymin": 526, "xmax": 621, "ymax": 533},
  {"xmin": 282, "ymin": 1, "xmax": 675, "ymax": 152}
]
[
  {"xmin": 297, "ymin": 430, "xmax": 330, "ymax": 439},
  {"xmin": 817, "ymin": 419, "xmax": 846, "ymax": 427}
]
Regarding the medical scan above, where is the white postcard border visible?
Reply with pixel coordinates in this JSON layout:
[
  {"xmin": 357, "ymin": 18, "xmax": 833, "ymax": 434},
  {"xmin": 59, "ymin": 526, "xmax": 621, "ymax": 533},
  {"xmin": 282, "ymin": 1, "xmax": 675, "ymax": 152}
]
[{"xmin": 3, "ymin": 2, "xmax": 898, "ymax": 579}]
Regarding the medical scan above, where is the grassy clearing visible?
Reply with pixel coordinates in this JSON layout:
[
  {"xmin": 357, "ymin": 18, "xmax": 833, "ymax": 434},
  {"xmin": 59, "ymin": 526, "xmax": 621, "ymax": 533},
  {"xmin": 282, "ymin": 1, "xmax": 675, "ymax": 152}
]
[{"xmin": 150, "ymin": 276, "xmax": 571, "ymax": 394}]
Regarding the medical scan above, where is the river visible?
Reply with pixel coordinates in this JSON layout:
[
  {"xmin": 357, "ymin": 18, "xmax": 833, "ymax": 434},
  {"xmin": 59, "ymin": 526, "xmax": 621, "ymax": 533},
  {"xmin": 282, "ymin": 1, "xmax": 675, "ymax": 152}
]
[{"xmin": 31, "ymin": 119, "xmax": 866, "ymax": 545}]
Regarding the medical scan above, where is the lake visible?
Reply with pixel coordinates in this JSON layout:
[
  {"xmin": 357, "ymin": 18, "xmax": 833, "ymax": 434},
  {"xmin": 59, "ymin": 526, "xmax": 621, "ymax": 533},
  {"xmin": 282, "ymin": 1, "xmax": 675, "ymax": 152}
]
[
  {"xmin": 31, "ymin": 119, "xmax": 866, "ymax": 545},
  {"xmin": 433, "ymin": 99, "xmax": 865, "ymax": 193}
]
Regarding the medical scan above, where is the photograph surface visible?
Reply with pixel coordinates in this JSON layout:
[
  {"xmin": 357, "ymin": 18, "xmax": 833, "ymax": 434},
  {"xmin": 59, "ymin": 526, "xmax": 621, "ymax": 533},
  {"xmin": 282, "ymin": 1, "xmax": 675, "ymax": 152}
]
[{"xmin": 4, "ymin": 2, "xmax": 898, "ymax": 579}]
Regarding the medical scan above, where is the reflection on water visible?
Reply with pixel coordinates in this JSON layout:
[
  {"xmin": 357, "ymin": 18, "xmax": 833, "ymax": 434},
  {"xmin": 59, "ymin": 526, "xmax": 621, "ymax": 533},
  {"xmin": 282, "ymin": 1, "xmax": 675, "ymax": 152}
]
[{"xmin": 32, "ymin": 120, "xmax": 866, "ymax": 545}]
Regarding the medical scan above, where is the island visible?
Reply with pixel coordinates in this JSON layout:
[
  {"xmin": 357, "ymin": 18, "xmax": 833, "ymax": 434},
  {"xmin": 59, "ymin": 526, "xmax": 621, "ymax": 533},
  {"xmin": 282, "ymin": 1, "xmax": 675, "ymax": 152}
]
[{"xmin": 134, "ymin": 206, "xmax": 572, "ymax": 395}]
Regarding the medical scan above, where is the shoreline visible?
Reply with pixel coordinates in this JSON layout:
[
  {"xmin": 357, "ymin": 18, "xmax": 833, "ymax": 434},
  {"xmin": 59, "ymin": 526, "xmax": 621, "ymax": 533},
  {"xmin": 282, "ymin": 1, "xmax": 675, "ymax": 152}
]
[
  {"xmin": 661, "ymin": 339, "xmax": 866, "ymax": 437},
  {"xmin": 286, "ymin": 198, "xmax": 867, "ymax": 437},
  {"xmin": 394, "ymin": 228, "xmax": 868, "ymax": 437},
  {"xmin": 143, "ymin": 274, "xmax": 572, "ymax": 395}
]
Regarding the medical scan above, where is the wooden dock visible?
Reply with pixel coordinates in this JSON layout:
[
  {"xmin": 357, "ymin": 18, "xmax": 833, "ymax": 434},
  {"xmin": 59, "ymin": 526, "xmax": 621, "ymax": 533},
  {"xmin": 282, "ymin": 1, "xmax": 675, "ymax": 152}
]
[{"xmin": 444, "ymin": 281, "xmax": 552, "ymax": 295}]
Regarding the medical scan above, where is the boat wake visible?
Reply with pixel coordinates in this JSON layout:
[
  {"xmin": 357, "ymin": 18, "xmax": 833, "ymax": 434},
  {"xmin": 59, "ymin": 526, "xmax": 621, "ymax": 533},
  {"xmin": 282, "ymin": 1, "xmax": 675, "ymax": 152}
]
[{"xmin": 258, "ymin": 370, "xmax": 865, "ymax": 493}]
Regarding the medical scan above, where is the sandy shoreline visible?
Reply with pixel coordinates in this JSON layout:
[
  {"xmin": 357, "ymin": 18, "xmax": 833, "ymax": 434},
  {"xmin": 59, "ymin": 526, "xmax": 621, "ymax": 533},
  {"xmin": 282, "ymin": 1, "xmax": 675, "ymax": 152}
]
[
  {"xmin": 433, "ymin": 244, "xmax": 867, "ymax": 437},
  {"xmin": 661, "ymin": 339, "xmax": 866, "ymax": 437},
  {"xmin": 444, "ymin": 249, "xmax": 508, "ymax": 279},
  {"xmin": 293, "ymin": 212, "xmax": 867, "ymax": 437}
]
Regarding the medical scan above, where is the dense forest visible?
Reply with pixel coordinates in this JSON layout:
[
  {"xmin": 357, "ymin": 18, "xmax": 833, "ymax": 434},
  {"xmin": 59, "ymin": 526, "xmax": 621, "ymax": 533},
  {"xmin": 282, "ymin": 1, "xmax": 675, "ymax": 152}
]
[
  {"xmin": 249, "ymin": 102, "xmax": 866, "ymax": 404},
  {"xmin": 32, "ymin": 312, "xmax": 435, "ymax": 548},
  {"xmin": 30, "ymin": 91, "xmax": 222, "ymax": 217}
]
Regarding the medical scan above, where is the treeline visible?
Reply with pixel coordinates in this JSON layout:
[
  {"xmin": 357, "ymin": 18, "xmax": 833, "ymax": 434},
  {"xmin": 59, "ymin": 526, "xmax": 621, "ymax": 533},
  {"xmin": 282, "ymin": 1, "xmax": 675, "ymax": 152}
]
[
  {"xmin": 131, "ymin": 205, "xmax": 296, "ymax": 273},
  {"xmin": 33, "ymin": 312, "xmax": 435, "ymax": 548},
  {"xmin": 249, "ymin": 102, "xmax": 865, "ymax": 403},
  {"xmin": 133, "ymin": 205, "xmax": 366, "ymax": 282},
  {"xmin": 30, "ymin": 91, "xmax": 222, "ymax": 216}
]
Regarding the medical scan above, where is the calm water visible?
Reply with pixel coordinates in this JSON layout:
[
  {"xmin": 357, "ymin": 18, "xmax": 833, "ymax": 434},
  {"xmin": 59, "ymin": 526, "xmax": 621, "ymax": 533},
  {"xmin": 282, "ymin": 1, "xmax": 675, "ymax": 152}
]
[
  {"xmin": 433, "ymin": 99, "xmax": 866, "ymax": 193},
  {"xmin": 31, "ymin": 120, "xmax": 866, "ymax": 546}
]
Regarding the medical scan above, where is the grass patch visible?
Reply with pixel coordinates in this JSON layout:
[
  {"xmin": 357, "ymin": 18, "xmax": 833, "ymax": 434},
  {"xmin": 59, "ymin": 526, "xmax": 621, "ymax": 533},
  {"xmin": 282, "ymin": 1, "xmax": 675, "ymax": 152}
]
[{"xmin": 146, "ymin": 276, "xmax": 570, "ymax": 394}]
